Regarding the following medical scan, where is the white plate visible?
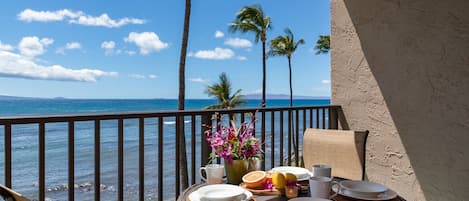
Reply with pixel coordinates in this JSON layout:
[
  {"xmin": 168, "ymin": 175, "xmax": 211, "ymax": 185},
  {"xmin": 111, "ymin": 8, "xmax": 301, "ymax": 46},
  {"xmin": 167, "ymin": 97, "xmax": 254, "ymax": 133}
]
[
  {"xmin": 271, "ymin": 166, "xmax": 312, "ymax": 181},
  {"xmin": 188, "ymin": 184, "xmax": 253, "ymax": 201},
  {"xmin": 339, "ymin": 180, "xmax": 388, "ymax": 197},
  {"xmin": 332, "ymin": 184, "xmax": 398, "ymax": 201}
]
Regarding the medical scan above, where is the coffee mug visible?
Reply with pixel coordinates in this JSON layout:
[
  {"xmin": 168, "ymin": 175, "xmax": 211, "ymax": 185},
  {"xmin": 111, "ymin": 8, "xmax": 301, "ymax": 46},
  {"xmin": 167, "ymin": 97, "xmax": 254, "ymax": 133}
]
[
  {"xmin": 199, "ymin": 164, "xmax": 224, "ymax": 184},
  {"xmin": 309, "ymin": 176, "xmax": 340, "ymax": 199},
  {"xmin": 312, "ymin": 164, "xmax": 332, "ymax": 178}
]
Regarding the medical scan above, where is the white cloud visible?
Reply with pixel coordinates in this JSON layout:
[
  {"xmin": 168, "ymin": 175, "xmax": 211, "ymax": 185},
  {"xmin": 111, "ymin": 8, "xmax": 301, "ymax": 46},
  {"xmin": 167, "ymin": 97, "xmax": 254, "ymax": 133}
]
[
  {"xmin": 124, "ymin": 32, "xmax": 168, "ymax": 55},
  {"xmin": 0, "ymin": 50, "xmax": 117, "ymax": 82},
  {"xmin": 189, "ymin": 77, "xmax": 208, "ymax": 83},
  {"xmin": 125, "ymin": 50, "xmax": 136, "ymax": 56},
  {"xmin": 18, "ymin": 9, "xmax": 80, "ymax": 22},
  {"xmin": 224, "ymin": 38, "xmax": 252, "ymax": 48},
  {"xmin": 70, "ymin": 14, "xmax": 145, "ymax": 28},
  {"xmin": 40, "ymin": 38, "xmax": 54, "ymax": 46},
  {"xmin": 236, "ymin": 56, "xmax": 247, "ymax": 61},
  {"xmin": 188, "ymin": 47, "xmax": 234, "ymax": 60},
  {"xmin": 18, "ymin": 36, "xmax": 54, "ymax": 57},
  {"xmin": 0, "ymin": 41, "xmax": 14, "ymax": 51},
  {"xmin": 129, "ymin": 74, "xmax": 158, "ymax": 79},
  {"xmin": 18, "ymin": 9, "xmax": 145, "ymax": 28},
  {"xmin": 214, "ymin": 31, "xmax": 224, "ymax": 38},
  {"xmin": 65, "ymin": 42, "xmax": 81, "ymax": 49},
  {"xmin": 321, "ymin": 79, "xmax": 331, "ymax": 84},
  {"xmin": 101, "ymin": 41, "xmax": 115, "ymax": 55},
  {"xmin": 129, "ymin": 74, "xmax": 146, "ymax": 79},
  {"xmin": 56, "ymin": 42, "xmax": 82, "ymax": 55}
]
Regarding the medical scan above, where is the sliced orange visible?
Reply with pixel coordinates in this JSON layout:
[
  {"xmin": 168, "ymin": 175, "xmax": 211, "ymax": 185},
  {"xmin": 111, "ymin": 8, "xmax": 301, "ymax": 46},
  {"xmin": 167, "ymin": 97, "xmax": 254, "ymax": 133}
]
[{"xmin": 242, "ymin": 171, "xmax": 266, "ymax": 189}]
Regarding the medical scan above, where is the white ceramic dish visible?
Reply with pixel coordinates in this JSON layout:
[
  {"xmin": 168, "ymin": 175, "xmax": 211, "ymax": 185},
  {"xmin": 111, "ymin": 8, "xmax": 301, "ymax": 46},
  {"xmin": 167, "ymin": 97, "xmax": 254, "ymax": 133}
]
[
  {"xmin": 271, "ymin": 166, "xmax": 312, "ymax": 181},
  {"xmin": 188, "ymin": 184, "xmax": 253, "ymax": 201},
  {"xmin": 332, "ymin": 183, "xmax": 398, "ymax": 201},
  {"xmin": 339, "ymin": 180, "xmax": 388, "ymax": 198}
]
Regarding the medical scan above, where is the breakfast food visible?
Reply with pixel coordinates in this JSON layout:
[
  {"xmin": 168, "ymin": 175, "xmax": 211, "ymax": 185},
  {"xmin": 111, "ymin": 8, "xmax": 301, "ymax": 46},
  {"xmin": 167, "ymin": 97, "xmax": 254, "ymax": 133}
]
[
  {"xmin": 284, "ymin": 172, "xmax": 297, "ymax": 183},
  {"xmin": 271, "ymin": 172, "xmax": 286, "ymax": 189},
  {"xmin": 242, "ymin": 171, "xmax": 267, "ymax": 189}
]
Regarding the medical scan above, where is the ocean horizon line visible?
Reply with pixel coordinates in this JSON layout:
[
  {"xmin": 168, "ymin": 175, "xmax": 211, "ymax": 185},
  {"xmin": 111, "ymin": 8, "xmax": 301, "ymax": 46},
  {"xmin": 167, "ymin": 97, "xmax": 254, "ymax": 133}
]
[{"xmin": 0, "ymin": 94, "xmax": 331, "ymax": 101}]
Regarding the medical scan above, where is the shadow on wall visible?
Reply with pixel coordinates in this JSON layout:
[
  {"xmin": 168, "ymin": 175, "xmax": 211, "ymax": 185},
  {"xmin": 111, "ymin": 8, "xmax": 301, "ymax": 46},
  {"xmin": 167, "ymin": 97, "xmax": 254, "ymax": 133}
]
[{"xmin": 343, "ymin": 0, "xmax": 469, "ymax": 200}]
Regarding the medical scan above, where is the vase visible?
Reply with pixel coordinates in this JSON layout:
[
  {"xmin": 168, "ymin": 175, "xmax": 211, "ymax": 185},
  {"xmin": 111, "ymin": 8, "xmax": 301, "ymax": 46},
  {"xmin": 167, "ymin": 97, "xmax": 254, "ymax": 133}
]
[
  {"xmin": 224, "ymin": 159, "xmax": 263, "ymax": 184},
  {"xmin": 224, "ymin": 160, "xmax": 248, "ymax": 184}
]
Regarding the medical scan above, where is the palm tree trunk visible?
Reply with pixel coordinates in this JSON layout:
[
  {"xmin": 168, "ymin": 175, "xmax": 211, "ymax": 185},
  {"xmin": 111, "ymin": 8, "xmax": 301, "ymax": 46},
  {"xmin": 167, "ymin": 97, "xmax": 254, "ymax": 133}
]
[
  {"xmin": 288, "ymin": 57, "xmax": 297, "ymax": 162},
  {"xmin": 288, "ymin": 58, "xmax": 292, "ymax": 107},
  {"xmin": 261, "ymin": 40, "xmax": 267, "ymax": 108},
  {"xmin": 178, "ymin": 0, "xmax": 191, "ymax": 190}
]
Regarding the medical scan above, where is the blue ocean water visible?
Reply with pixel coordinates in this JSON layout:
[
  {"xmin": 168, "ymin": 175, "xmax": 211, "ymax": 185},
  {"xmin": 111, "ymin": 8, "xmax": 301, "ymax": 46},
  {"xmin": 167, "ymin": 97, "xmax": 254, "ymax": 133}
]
[{"xmin": 0, "ymin": 99, "xmax": 330, "ymax": 201}]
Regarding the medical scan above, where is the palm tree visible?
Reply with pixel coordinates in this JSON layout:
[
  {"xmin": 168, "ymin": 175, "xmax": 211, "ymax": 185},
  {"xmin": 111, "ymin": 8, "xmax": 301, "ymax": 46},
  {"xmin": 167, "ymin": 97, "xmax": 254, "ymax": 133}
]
[
  {"xmin": 229, "ymin": 5, "xmax": 271, "ymax": 107},
  {"xmin": 314, "ymin": 35, "xmax": 330, "ymax": 55},
  {"xmin": 205, "ymin": 73, "xmax": 246, "ymax": 109},
  {"xmin": 268, "ymin": 28, "xmax": 305, "ymax": 107},
  {"xmin": 177, "ymin": 0, "xmax": 191, "ymax": 190}
]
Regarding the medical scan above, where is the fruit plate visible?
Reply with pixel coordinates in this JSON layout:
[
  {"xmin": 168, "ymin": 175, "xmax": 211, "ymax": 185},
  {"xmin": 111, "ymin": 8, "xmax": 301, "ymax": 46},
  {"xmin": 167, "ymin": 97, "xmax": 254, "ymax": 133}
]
[{"xmin": 239, "ymin": 183, "xmax": 284, "ymax": 196}]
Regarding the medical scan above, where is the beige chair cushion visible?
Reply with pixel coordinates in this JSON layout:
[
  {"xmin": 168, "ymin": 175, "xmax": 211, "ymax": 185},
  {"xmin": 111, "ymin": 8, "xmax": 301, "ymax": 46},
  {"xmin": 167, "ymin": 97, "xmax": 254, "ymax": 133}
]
[{"xmin": 302, "ymin": 128, "xmax": 368, "ymax": 180}]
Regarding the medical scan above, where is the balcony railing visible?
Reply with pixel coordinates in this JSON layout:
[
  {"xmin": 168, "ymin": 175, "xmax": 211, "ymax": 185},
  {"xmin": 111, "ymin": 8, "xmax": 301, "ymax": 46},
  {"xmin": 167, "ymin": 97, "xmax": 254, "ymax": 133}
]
[{"xmin": 0, "ymin": 105, "xmax": 340, "ymax": 201}]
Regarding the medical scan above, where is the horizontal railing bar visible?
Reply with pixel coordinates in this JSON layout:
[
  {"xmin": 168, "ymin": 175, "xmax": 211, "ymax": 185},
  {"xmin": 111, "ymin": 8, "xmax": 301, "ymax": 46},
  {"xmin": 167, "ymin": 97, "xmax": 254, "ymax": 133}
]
[{"xmin": 0, "ymin": 105, "xmax": 340, "ymax": 124}]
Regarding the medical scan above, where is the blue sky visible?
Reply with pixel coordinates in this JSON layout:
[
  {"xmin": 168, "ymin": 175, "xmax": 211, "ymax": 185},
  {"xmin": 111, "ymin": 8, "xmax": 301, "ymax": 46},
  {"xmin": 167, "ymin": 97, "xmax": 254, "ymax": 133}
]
[{"xmin": 0, "ymin": 0, "xmax": 330, "ymax": 99}]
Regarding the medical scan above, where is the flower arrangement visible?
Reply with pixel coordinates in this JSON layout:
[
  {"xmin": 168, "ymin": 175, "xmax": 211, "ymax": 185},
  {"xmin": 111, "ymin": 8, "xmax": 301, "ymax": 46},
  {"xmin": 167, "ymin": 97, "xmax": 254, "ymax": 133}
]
[{"xmin": 204, "ymin": 114, "xmax": 263, "ymax": 164}]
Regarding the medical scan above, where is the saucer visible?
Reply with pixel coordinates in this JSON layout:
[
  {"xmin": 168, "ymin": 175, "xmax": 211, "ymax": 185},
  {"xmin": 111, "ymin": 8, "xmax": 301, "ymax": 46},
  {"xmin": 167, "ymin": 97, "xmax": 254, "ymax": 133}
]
[{"xmin": 332, "ymin": 184, "xmax": 397, "ymax": 201}]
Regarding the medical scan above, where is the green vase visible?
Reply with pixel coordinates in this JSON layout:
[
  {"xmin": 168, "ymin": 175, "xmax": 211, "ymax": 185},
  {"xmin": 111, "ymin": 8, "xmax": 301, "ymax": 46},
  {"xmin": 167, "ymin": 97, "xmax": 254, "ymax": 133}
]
[
  {"xmin": 224, "ymin": 160, "xmax": 248, "ymax": 184},
  {"xmin": 224, "ymin": 159, "xmax": 263, "ymax": 184}
]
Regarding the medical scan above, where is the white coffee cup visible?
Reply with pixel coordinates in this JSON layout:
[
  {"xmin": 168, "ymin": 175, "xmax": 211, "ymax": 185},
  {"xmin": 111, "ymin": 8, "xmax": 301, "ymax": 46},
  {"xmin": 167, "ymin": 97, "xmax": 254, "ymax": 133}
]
[
  {"xmin": 199, "ymin": 164, "xmax": 224, "ymax": 184},
  {"xmin": 309, "ymin": 176, "xmax": 340, "ymax": 199},
  {"xmin": 312, "ymin": 164, "xmax": 332, "ymax": 178}
]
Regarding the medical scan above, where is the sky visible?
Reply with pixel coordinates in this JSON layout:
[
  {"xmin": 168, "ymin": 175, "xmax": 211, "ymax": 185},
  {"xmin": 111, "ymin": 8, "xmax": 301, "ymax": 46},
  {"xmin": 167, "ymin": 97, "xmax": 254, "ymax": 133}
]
[{"xmin": 0, "ymin": 0, "xmax": 330, "ymax": 99}]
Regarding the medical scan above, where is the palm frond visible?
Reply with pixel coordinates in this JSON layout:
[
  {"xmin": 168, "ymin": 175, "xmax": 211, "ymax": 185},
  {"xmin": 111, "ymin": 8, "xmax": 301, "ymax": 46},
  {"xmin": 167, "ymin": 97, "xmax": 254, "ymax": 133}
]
[
  {"xmin": 268, "ymin": 28, "xmax": 304, "ymax": 58},
  {"xmin": 230, "ymin": 5, "xmax": 271, "ymax": 43},
  {"xmin": 314, "ymin": 35, "xmax": 330, "ymax": 55},
  {"xmin": 205, "ymin": 73, "xmax": 246, "ymax": 109}
]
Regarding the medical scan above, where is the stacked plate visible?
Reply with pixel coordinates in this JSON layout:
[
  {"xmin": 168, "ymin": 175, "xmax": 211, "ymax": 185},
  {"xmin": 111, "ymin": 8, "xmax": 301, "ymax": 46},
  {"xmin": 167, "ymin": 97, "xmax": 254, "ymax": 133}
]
[
  {"xmin": 188, "ymin": 184, "xmax": 253, "ymax": 201},
  {"xmin": 271, "ymin": 166, "xmax": 312, "ymax": 181},
  {"xmin": 334, "ymin": 180, "xmax": 398, "ymax": 200}
]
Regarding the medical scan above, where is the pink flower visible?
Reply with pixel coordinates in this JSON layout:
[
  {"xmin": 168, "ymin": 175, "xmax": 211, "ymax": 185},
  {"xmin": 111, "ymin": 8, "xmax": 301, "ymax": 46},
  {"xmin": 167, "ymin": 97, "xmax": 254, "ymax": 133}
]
[{"xmin": 204, "ymin": 114, "xmax": 262, "ymax": 163}]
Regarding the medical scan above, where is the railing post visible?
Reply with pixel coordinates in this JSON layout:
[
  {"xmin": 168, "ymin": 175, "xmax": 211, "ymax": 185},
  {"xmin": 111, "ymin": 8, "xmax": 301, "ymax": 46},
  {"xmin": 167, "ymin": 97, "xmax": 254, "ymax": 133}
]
[
  {"xmin": 329, "ymin": 107, "xmax": 339, "ymax": 129},
  {"xmin": 200, "ymin": 114, "xmax": 212, "ymax": 166}
]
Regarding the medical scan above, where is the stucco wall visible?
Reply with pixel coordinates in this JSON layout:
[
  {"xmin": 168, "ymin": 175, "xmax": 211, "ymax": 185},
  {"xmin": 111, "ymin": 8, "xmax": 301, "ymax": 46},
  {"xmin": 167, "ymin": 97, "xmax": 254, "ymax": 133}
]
[{"xmin": 331, "ymin": 0, "xmax": 469, "ymax": 200}]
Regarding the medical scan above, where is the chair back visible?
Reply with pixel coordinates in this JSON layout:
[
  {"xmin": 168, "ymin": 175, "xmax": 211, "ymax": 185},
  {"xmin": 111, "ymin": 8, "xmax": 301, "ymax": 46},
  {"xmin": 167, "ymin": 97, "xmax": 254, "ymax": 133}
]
[
  {"xmin": 302, "ymin": 128, "xmax": 368, "ymax": 180},
  {"xmin": 0, "ymin": 185, "xmax": 29, "ymax": 201}
]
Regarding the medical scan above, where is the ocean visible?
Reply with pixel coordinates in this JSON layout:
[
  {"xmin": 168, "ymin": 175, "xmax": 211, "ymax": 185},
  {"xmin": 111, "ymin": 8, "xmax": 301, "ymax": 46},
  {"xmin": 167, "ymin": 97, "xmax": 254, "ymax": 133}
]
[{"xmin": 0, "ymin": 99, "xmax": 330, "ymax": 201}]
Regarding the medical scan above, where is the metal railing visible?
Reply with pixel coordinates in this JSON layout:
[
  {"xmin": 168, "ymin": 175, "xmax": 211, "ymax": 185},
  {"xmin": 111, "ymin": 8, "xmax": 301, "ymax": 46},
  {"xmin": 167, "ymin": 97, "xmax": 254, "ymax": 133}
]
[{"xmin": 0, "ymin": 105, "xmax": 340, "ymax": 201}]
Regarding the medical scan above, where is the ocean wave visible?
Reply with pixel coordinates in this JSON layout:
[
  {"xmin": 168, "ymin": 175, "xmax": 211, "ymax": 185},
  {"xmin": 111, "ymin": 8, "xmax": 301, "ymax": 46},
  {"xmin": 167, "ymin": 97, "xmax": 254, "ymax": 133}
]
[
  {"xmin": 163, "ymin": 120, "xmax": 191, "ymax": 125},
  {"xmin": 45, "ymin": 182, "xmax": 114, "ymax": 193}
]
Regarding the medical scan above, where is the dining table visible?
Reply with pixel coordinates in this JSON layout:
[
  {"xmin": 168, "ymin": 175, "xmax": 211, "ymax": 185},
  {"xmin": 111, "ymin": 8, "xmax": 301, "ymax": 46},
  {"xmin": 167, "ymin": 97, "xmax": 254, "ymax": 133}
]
[{"xmin": 177, "ymin": 180, "xmax": 407, "ymax": 201}]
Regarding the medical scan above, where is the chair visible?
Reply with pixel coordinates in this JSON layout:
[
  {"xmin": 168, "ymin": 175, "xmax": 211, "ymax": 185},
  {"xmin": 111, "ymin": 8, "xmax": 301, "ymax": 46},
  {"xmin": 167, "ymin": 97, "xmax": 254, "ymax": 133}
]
[
  {"xmin": 302, "ymin": 128, "xmax": 369, "ymax": 180},
  {"xmin": 0, "ymin": 185, "xmax": 29, "ymax": 201}
]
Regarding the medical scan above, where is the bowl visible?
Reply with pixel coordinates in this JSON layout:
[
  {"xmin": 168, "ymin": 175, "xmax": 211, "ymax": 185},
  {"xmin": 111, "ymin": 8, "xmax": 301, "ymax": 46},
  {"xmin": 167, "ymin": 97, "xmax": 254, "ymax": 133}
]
[{"xmin": 197, "ymin": 184, "xmax": 246, "ymax": 201}]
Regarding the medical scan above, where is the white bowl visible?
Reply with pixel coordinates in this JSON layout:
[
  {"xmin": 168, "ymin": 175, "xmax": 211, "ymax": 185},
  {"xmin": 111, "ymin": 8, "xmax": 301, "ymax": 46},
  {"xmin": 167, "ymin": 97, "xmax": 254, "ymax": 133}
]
[
  {"xmin": 339, "ymin": 180, "xmax": 388, "ymax": 198},
  {"xmin": 197, "ymin": 184, "xmax": 246, "ymax": 201}
]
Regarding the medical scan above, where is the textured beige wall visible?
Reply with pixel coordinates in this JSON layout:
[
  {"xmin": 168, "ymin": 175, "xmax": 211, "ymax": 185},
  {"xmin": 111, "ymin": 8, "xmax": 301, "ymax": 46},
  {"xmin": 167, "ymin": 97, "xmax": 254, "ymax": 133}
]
[{"xmin": 331, "ymin": 0, "xmax": 469, "ymax": 200}]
